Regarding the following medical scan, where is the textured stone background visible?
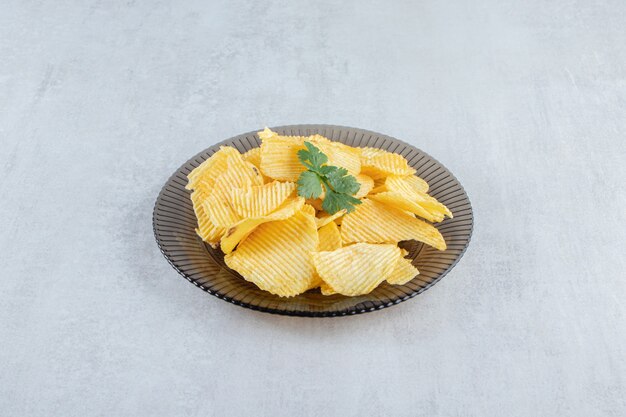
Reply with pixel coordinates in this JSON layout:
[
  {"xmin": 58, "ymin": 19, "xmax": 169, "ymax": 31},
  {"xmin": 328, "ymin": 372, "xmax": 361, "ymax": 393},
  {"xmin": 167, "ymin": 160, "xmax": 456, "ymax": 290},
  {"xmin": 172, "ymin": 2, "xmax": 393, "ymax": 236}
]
[{"xmin": 1, "ymin": 1, "xmax": 625, "ymax": 416}]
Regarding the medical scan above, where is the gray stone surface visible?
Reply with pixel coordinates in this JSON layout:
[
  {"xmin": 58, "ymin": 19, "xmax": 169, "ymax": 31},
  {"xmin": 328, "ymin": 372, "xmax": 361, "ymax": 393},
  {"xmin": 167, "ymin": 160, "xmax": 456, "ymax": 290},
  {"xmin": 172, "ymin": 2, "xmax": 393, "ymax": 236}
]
[{"xmin": 1, "ymin": 0, "xmax": 625, "ymax": 416}]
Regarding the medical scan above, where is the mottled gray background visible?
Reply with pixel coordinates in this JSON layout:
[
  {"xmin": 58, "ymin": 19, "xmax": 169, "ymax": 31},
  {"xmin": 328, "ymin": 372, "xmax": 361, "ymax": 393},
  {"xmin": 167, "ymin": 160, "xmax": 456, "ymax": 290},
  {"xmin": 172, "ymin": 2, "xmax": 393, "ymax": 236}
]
[{"xmin": 1, "ymin": 0, "xmax": 625, "ymax": 416}]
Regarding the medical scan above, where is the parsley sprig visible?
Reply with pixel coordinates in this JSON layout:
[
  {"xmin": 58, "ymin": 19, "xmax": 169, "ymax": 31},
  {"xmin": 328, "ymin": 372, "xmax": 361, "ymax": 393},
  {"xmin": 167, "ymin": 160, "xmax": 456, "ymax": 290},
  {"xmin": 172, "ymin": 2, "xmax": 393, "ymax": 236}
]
[{"xmin": 296, "ymin": 142, "xmax": 361, "ymax": 214}]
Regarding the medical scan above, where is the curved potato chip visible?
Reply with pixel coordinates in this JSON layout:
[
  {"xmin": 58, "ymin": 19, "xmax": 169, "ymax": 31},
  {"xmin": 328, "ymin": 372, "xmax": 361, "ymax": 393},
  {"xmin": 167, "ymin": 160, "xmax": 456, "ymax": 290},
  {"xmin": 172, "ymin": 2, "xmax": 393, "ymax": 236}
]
[
  {"xmin": 369, "ymin": 176, "xmax": 387, "ymax": 193},
  {"xmin": 203, "ymin": 190, "xmax": 240, "ymax": 228},
  {"xmin": 260, "ymin": 136, "xmax": 306, "ymax": 181},
  {"xmin": 230, "ymin": 181, "xmax": 296, "ymax": 218},
  {"xmin": 411, "ymin": 190, "xmax": 453, "ymax": 219},
  {"xmin": 242, "ymin": 147, "xmax": 262, "ymax": 168},
  {"xmin": 224, "ymin": 207, "xmax": 318, "ymax": 297},
  {"xmin": 385, "ymin": 174, "xmax": 429, "ymax": 194},
  {"xmin": 220, "ymin": 197, "xmax": 305, "ymax": 254},
  {"xmin": 360, "ymin": 147, "xmax": 415, "ymax": 178},
  {"xmin": 186, "ymin": 146, "xmax": 241, "ymax": 191},
  {"xmin": 307, "ymin": 134, "xmax": 331, "ymax": 144},
  {"xmin": 320, "ymin": 282, "xmax": 337, "ymax": 295},
  {"xmin": 204, "ymin": 155, "xmax": 264, "ymax": 227},
  {"xmin": 257, "ymin": 127, "xmax": 277, "ymax": 140},
  {"xmin": 354, "ymin": 174, "xmax": 374, "ymax": 198},
  {"xmin": 259, "ymin": 128, "xmax": 310, "ymax": 143},
  {"xmin": 190, "ymin": 190, "xmax": 225, "ymax": 247},
  {"xmin": 341, "ymin": 199, "xmax": 446, "ymax": 250},
  {"xmin": 357, "ymin": 166, "xmax": 387, "ymax": 181},
  {"xmin": 311, "ymin": 222, "xmax": 342, "ymax": 290},
  {"xmin": 301, "ymin": 203, "xmax": 316, "ymax": 217},
  {"xmin": 369, "ymin": 192, "xmax": 438, "ymax": 222},
  {"xmin": 311, "ymin": 139, "xmax": 361, "ymax": 175},
  {"xmin": 308, "ymin": 213, "xmax": 344, "ymax": 291},
  {"xmin": 315, "ymin": 210, "xmax": 345, "ymax": 229},
  {"xmin": 387, "ymin": 253, "xmax": 420, "ymax": 285},
  {"xmin": 317, "ymin": 221, "xmax": 342, "ymax": 252},
  {"xmin": 312, "ymin": 243, "xmax": 402, "ymax": 296}
]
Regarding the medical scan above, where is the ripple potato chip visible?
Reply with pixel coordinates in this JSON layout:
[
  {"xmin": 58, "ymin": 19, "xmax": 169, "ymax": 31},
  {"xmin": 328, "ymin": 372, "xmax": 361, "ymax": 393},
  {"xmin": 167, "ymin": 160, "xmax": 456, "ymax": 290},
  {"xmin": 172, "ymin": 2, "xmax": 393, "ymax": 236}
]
[
  {"xmin": 411, "ymin": 190, "xmax": 453, "ymax": 220},
  {"xmin": 312, "ymin": 243, "xmax": 402, "ymax": 296},
  {"xmin": 315, "ymin": 210, "xmax": 345, "ymax": 229},
  {"xmin": 190, "ymin": 190, "xmax": 225, "ymax": 247},
  {"xmin": 369, "ymin": 191, "xmax": 438, "ymax": 222},
  {"xmin": 320, "ymin": 282, "xmax": 337, "ymax": 295},
  {"xmin": 387, "ymin": 250, "xmax": 420, "ymax": 285},
  {"xmin": 385, "ymin": 174, "xmax": 429, "ymax": 194},
  {"xmin": 224, "ymin": 207, "xmax": 318, "ymax": 297},
  {"xmin": 317, "ymin": 221, "xmax": 342, "ymax": 252},
  {"xmin": 242, "ymin": 147, "xmax": 262, "ymax": 168},
  {"xmin": 230, "ymin": 181, "xmax": 296, "ymax": 219},
  {"xmin": 204, "ymin": 155, "xmax": 264, "ymax": 227},
  {"xmin": 359, "ymin": 147, "xmax": 416, "ymax": 178},
  {"xmin": 186, "ymin": 146, "xmax": 241, "ymax": 192},
  {"xmin": 312, "ymin": 139, "xmax": 361, "ymax": 175},
  {"xmin": 341, "ymin": 199, "xmax": 446, "ymax": 250},
  {"xmin": 220, "ymin": 196, "xmax": 305, "ymax": 254},
  {"xmin": 354, "ymin": 174, "xmax": 374, "ymax": 198},
  {"xmin": 260, "ymin": 135, "xmax": 306, "ymax": 181}
]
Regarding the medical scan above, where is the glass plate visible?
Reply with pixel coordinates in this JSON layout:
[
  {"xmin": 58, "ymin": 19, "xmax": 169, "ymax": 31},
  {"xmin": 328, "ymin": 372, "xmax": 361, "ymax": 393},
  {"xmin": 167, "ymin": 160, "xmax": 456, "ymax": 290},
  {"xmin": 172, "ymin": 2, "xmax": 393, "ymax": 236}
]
[{"xmin": 153, "ymin": 125, "xmax": 473, "ymax": 317}]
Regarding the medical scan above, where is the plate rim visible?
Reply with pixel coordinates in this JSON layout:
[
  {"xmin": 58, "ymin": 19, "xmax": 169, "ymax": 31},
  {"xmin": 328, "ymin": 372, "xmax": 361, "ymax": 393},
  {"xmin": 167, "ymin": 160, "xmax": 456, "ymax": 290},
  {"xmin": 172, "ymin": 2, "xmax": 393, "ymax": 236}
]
[{"xmin": 153, "ymin": 124, "xmax": 474, "ymax": 317}]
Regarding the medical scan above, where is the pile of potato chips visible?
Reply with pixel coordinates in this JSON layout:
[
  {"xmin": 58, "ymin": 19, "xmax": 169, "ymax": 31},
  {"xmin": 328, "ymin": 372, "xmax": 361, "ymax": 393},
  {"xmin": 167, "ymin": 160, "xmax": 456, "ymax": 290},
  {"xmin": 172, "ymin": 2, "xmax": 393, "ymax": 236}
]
[{"xmin": 186, "ymin": 128, "xmax": 452, "ymax": 297}]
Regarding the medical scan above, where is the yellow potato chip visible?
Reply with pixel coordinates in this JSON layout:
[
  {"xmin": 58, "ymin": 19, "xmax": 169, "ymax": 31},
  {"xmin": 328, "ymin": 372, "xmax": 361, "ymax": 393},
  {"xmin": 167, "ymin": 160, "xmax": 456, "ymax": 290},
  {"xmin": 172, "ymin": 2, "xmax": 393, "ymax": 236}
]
[
  {"xmin": 224, "ymin": 207, "xmax": 318, "ymax": 297},
  {"xmin": 186, "ymin": 146, "xmax": 241, "ymax": 191},
  {"xmin": 308, "ymin": 276, "xmax": 323, "ymax": 290},
  {"xmin": 230, "ymin": 181, "xmax": 296, "ymax": 218},
  {"xmin": 204, "ymin": 155, "xmax": 264, "ymax": 227},
  {"xmin": 311, "ymin": 139, "xmax": 361, "ymax": 175},
  {"xmin": 312, "ymin": 243, "xmax": 402, "ymax": 296},
  {"xmin": 385, "ymin": 174, "xmax": 429, "ymax": 194},
  {"xmin": 242, "ymin": 147, "xmax": 262, "ymax": 168},
  {"xmin": 301, "ymin": 203, "xmax": 316, "ymax": 217},
  {"xmin": 369, "ymin": 176, "xmax": 387, "ymax": 193},
  {"xmin": 387, "ymin": 252, "xmax": 420, "ymax": 285},
  {"xmin": 360, "ymin": 147, "xmax": 416, "ymax": 178},
  {"xmin": 257, "ymin": 127, "xmax": 278, "ymax": 140},
  {"xmin": 320, "ymin": 282, "xmax": 337, "ymax": 295},
  {"xmin": 260, "ymin": 135, "xmax": 306, "ymax": 181},
  {"xmin": 369, "ymin": 191, "xmax": 438, "ymax": 222},
  {"xmin": 341, "ymin": 199, "xmax": 446, "ymax": 250},
  {"xmin": 354, "ymin": 174, "xmax": 374, "ymax": 198},
  {"xmin": 259, "ymin": 127, "xmax": 309, "ymax": 143},
  {"xmin": 190, "ymin": 190, "xmax": 225, "ymax": 247},
  {"xmin": 220, "ymin": 197, "xmax": 305, "ymax": 254},
  {"xmin": 315, "ymin": 210, "xmax": 345, "ymax": 229},
  {"xmin": 317, "ymin": 221, "xmax": 342, "ymax": 252},
  {"xmin": 358, "ymin": 166, "xmax": 386, "ymax": 181},
  {"xmin": 311, "ymin": 221, "xmax": 342, "ymax": 291},
  {"xmin": 307, "ymin": 134, "xmax": 331, "ymax": 144},
  {"xmin": 411, "ymin": 190, "xmax": 453, "ymax": 219}
]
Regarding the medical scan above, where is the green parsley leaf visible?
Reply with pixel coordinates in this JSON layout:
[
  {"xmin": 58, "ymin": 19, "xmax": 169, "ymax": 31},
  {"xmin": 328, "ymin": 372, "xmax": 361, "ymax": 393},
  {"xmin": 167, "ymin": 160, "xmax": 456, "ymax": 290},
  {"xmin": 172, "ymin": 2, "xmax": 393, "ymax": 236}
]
[
  {"xmin": 296, "ymin": 141, "xmax": 362, "ymax": 214},
  {"xmin": 322, "ymin": 189, "xmax": 362, "ymax": 214},
  {"xmin": 297, "ymin": 142, "xmax": 328, "ymax": 173},
  {"xmin": 324, "ymin": 167, "xmax": 360, "ymax": 195},
  {"xmin": 297, "ymin": 170, "xmax": 323, "ymax": 199}
]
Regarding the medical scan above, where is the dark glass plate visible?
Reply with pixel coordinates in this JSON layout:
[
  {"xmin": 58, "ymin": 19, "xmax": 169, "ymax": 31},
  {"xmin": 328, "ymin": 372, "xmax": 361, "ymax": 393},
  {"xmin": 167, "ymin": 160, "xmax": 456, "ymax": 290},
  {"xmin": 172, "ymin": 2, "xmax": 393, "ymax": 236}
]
[{"xmin": 153, "ymin": 125, "xmax": 473, "ymax": 317}]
